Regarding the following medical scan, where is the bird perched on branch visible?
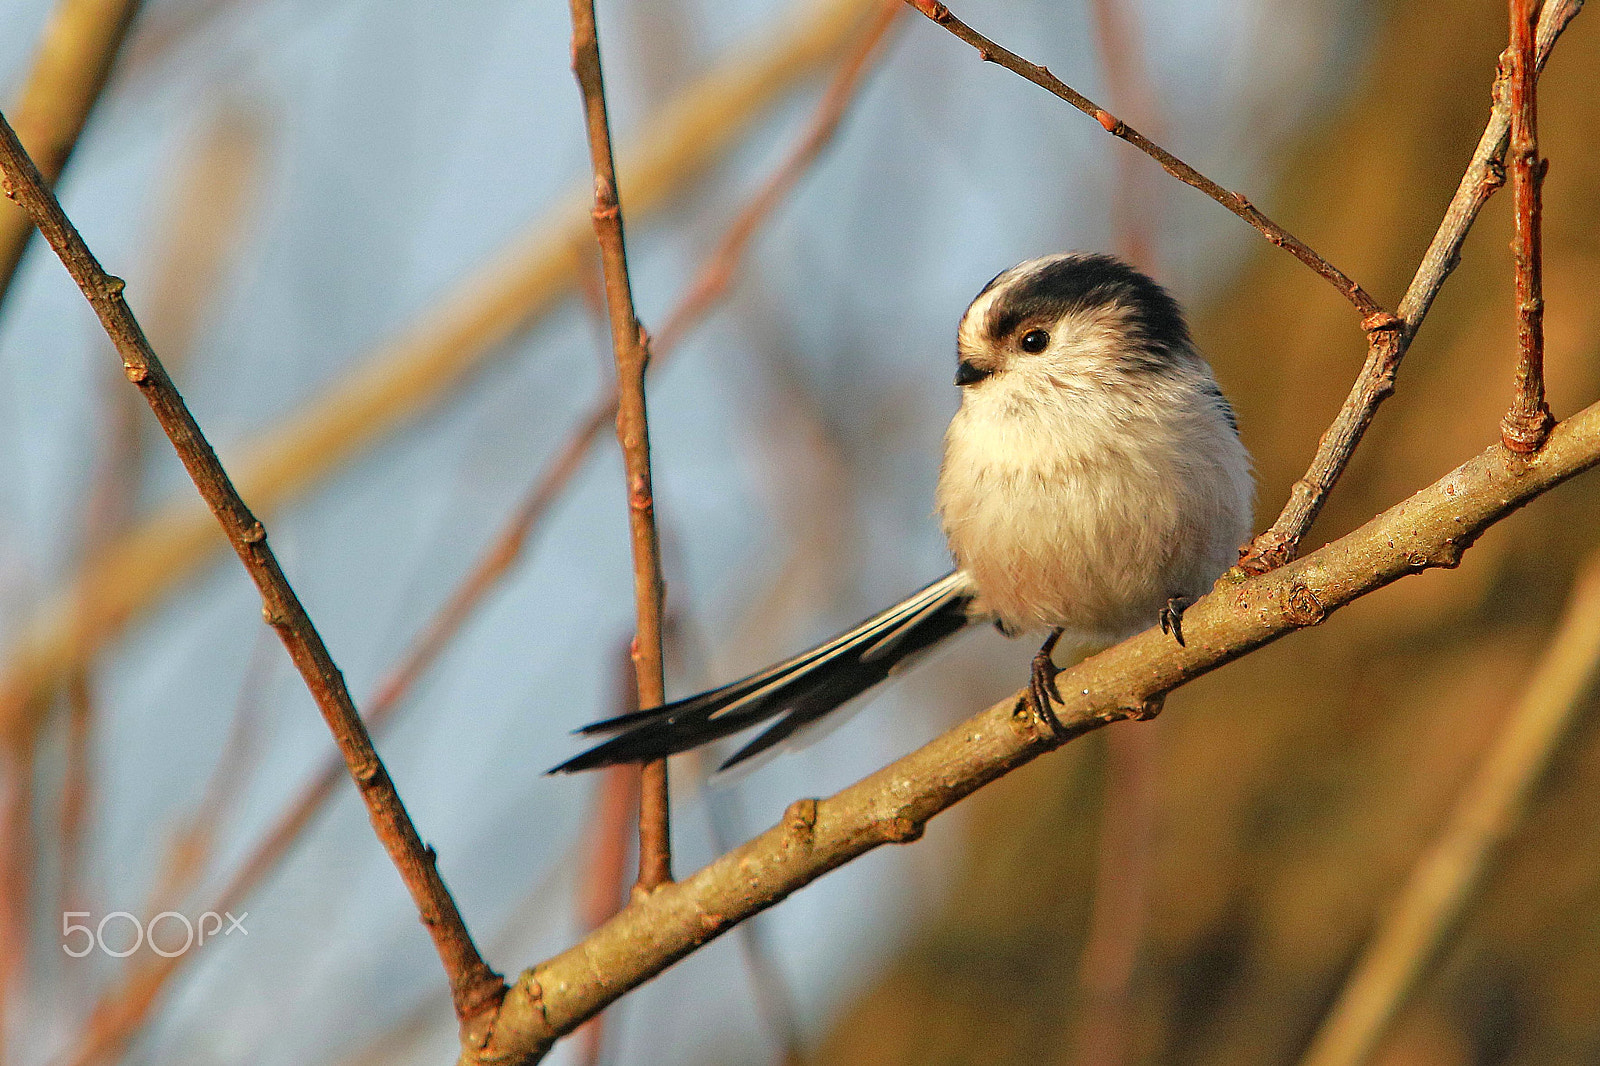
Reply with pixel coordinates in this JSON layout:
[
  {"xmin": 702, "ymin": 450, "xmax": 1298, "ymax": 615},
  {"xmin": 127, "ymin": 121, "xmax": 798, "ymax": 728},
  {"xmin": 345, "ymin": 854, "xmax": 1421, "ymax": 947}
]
[{"xmin": 553, "ymin": 252, "xmax": 1253, "ymax": 774}]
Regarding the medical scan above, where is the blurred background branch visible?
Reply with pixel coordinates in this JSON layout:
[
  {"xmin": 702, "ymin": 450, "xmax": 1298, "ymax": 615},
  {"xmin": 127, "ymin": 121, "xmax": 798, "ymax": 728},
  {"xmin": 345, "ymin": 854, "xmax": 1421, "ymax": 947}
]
[
  {"xmin": 0, "ymin": 0, "xmax": 142, "ymax": 311},
  {"xmin": 1301, "ymin": 547, "xmax": 1600, "ymax": 1066}
]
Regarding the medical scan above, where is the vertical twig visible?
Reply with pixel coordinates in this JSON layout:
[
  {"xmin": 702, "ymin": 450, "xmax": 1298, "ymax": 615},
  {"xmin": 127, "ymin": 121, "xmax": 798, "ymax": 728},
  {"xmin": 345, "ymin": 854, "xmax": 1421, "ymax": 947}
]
[
  {"xmin": 567, "ymin": 0, "xmax": 673, "ymax": 890},
  {"xmin": 1072, "ymin": 726, "xmax": 1156, "ymax": 1066},
  {"xmin": 1085, "ymin": 0, "xmax": 1158, "ymax": 269},
  {"xmin": 1299, "ymin": 550, "xmax": 1600, "ymax": 1066},
  {"xmin": 0, "ymin": 111, "xmax": 506, "ymax": 1032},
  {"xmin": 1500, "ymin": 0, "xmax": 1554, "ymax": 453}
]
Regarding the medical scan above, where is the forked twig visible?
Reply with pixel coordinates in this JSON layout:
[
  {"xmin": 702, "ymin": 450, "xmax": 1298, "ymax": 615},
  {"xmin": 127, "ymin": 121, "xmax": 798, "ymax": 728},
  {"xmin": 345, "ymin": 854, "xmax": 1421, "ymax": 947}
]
[
  {"xmin": 1243, "ymin": 0, "xmax": 1581, "ymax": 570},
  {"xmin": 568, "ymin": 0, "xmax": 674, "ymax": 891},
  {"xmin": 0, "ymin": 111, "xmax": 506, "ymax": 1031},
  {"xmin": 910, "ymin": 0, "xmax": 1580, "ymax": 573},
  {"xmin": 1500, "ymin": 0, "xmax": 1555, "ymax": 452}
]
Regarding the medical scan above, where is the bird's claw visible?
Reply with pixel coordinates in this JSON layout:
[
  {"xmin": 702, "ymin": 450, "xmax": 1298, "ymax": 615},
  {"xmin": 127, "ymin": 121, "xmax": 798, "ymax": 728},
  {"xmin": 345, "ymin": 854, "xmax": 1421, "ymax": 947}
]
[
  {"xmin": 1159, "ymin": 595, "xmax": 1191, "ymax": 647},
  {"xmin": 1028, "ymin": 632, "xmax": 1069, "ymax": 737}
]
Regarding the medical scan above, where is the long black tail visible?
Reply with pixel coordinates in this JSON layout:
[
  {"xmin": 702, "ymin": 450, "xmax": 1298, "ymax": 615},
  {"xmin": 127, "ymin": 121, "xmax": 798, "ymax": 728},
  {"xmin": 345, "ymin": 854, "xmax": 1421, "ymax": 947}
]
[{"xmin": 550, "ymin": 572, "xmax": 979, "ymax": 773}]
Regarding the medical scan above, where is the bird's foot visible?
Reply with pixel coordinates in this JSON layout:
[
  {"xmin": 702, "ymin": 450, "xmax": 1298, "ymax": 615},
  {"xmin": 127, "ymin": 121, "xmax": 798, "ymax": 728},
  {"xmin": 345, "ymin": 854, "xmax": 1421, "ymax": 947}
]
[
  {"xmin": 1028, "ymin": 628, "xmax": 1069, "ymax": 737},
  {"xmin": 1159, "ymin": 595, "xmax": 1192, "ymax": 647}
]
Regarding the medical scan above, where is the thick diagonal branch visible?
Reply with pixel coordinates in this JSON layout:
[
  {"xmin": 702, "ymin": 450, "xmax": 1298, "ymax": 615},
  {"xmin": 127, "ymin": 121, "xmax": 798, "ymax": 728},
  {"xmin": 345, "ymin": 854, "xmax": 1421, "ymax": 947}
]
[
  {"xmin": 463, "ymin": 400, "xmax": 1600, "ymax": 1065},
  {"xmin": 0, "ymin": 111, "xmax": 506, "ymax": 1033}
]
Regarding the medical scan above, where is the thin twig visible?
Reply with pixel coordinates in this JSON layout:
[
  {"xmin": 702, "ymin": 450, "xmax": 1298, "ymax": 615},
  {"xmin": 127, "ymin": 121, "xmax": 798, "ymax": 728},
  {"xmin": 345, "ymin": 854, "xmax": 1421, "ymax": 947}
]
[
  {"xmin": 903, "ymin": 0, "xmax": 1384, "ymax": 319},
  {"xmin": 0, "ymin": 112, "xmax": 506, "ymax": 1032},
  {"xmin": 0, "ymin": 0, "xmax": 144, "ymax": 311},
  {"xmin": 1241, "ymin": 0, "xmax": 1581, "ymax": 571},
  {"xmin": 463, "ymin": 399, "xmax": 1600, "ymax": 1066},
  {"xmin": 568, "ymin": 0, "xmax": 674, "ymax": 891},
  {"xmin": 1299, "ymin": 550, "xmax": 1600, "ymax": 1066},
  {"xmin": 1499, "ymin": 0, "xmax": 1554, "ymax": 453},
  {"xmin": 0, "ymin": 0, "xmax": 879, "ymax": 747},
  {"xmin": 560, "ymin": 0, "xmax": 903, "ymax": 898}
]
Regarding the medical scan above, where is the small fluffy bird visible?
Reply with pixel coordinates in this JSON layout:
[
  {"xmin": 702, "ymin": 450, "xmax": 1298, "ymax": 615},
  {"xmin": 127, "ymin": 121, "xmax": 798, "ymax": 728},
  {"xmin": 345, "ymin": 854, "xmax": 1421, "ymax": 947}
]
[{"xmin": 553, "ymin": 253, "xmax": 1253, "ymax": 773}]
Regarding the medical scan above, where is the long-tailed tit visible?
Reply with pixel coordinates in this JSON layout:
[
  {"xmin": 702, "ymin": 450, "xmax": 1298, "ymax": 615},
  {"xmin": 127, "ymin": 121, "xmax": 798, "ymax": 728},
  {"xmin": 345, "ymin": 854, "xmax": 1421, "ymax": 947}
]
[{"xmin": 553, "ymin": 253, "xmax": 1253, "ymax": 774}]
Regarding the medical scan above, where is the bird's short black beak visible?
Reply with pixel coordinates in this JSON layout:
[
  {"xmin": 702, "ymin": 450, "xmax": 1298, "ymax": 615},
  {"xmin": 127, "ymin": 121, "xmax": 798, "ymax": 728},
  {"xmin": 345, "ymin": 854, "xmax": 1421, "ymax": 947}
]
[{"xmin": 955, "ymin": 359, "xmax": 992, "ymax": 386}]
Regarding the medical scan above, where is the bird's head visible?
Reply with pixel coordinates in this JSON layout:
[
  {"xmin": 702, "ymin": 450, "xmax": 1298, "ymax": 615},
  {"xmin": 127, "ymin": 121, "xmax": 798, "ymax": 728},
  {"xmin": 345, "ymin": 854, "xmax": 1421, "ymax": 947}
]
[{"xmin": 953, "ymin": 252, "xmax": 1195, "ymax": 395}]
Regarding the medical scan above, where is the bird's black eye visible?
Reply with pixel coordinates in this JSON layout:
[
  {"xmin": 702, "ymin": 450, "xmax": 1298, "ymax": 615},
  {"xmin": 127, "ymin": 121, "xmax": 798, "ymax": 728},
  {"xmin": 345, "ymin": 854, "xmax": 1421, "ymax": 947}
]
[{"xmin": 1020, "ymin": 329, "xmax": 1049, "ymax": 353}]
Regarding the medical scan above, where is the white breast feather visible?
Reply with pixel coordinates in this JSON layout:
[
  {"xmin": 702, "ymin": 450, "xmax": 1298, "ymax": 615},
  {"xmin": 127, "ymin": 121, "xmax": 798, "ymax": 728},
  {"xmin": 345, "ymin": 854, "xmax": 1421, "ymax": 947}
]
[{"xmin": 936, "ymin": 357, "xmax": 1251, "ymax": 640}]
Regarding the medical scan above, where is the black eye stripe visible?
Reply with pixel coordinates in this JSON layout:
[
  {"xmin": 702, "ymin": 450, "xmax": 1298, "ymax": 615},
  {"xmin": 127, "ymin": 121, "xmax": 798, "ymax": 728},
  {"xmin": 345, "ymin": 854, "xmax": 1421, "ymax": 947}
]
[{"xmin": 1020, "ymin": 329, "xmax": 1049, "ymax": 353}]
